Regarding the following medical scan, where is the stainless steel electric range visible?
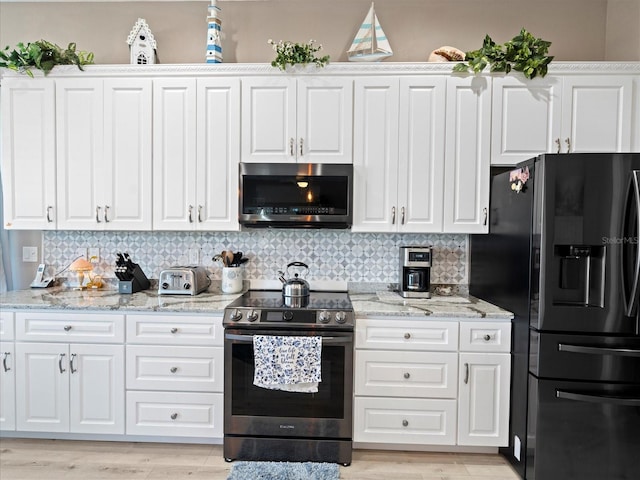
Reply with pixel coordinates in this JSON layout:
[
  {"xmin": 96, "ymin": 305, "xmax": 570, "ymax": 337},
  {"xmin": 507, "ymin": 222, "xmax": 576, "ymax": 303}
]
[{"xmin": 222, "ymin": 290, "xmax": 354, "ymax": 466}]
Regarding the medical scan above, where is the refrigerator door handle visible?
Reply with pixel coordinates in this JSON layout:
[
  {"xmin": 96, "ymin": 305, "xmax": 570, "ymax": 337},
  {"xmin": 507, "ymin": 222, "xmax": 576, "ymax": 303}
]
[
  {"xmin": 624, "ymin": 171, "xmax": 640, "ymax": 317},
  {"xmin": 558, "ymin": 343, "xmax": 640, "ymax": 357},
  {"xmin": 556, "ymin": 390, "xmax": 640, "ymax": 407}
]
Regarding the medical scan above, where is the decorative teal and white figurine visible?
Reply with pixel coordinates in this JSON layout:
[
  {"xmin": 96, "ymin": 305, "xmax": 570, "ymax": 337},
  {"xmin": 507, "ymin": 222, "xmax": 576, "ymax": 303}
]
[{"xmin": 206, "ymin": 0, "xmax": 223, "ymax": 63}]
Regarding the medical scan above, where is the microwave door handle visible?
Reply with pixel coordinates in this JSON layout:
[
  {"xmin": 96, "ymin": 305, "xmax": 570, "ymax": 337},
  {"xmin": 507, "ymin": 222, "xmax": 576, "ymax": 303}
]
[
  {"xmin": 225, "ymin": 333, "xmax": 352, "ymax": 345},
  {"xmin": 624, "ymin": 171, "xmax": 640, "ymax": 317}
]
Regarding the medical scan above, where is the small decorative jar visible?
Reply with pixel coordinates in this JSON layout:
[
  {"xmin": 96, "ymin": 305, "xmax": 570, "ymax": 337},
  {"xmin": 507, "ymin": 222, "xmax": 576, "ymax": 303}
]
[{"xmin": 222, "ymin": 266, "xmax": 242, "ymax": 294}]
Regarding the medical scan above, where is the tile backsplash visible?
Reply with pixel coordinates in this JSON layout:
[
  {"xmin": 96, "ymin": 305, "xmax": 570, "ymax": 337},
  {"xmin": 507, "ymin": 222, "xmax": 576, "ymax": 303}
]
[{"xmin": 43, "ymin": 230, "xmax": 468, "ymax": 285}]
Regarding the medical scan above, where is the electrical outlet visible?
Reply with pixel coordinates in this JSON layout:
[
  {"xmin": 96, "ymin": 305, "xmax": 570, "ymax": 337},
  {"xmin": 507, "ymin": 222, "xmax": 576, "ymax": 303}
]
[
  {"xmin": 88, "ymin": 247, "xmax": 100, "ymax": 263},
  {"xmin": 189, "ymin": 248, "xmax": 200, "ymax": 265},
  {"xmin": 22, "ymin": 246, "xmax": 38, "ymax": 262},
  {"xmin": 76, "ymin": 247, "xmax": 87, "ymax": 260}
]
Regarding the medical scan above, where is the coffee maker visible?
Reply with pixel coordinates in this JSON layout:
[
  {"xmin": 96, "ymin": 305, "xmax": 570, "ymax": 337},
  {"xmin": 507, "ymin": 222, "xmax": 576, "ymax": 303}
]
[{"xmin": 399, "ymin": 246, "xmax": 432, "ymax": 298}]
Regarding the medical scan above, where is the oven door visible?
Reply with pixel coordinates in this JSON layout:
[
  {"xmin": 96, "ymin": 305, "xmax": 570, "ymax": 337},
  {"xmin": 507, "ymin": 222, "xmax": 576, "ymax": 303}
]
[{"xmin": 224, "ymin": 328, "xmax": 353, "ymax": 439}]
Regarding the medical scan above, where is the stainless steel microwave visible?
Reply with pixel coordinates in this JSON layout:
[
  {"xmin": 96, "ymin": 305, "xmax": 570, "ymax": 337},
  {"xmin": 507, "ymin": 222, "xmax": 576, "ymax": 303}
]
[{"xmin": 239, "ymin": 163, "xmax": 353, "ymax": 228}]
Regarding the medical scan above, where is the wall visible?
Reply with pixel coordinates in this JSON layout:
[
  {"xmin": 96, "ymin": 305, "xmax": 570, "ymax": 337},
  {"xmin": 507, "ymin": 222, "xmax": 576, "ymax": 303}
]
[
  {"xmin": 2, "ymin": 0, "xmax": 636, "ymax": 64},
  {"xmin": 606, "ymin": 0, "xmax": 640, "ymax": 60},
  {"xmin": 42, "ymin": 230, "xmax": 468, "ymax": 286}
]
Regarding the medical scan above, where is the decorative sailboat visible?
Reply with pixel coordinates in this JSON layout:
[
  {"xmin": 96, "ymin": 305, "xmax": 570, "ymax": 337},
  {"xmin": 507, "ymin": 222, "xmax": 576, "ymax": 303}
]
[{"xmin": 347, "ymin": 2, "xmax": 393, "ymax": 62}]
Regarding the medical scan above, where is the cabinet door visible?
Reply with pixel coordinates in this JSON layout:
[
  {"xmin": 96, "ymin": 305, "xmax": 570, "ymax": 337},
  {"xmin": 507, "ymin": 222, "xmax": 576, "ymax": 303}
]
[
  {"xmin": 297, "ymin": 77, "xmax": 353, "ymax": 164},
  {"xmin": 1, "ymin": 78, "xmax": 57, "ymax": 229},
  {"xmin": 241, "ymin": 77, "xmax": 296, "ymax": 163},
  {"xmin": 196, "ymin": 78, "xmax": 240, "ymax": 230},
  {"xmin": 443, "ymin": 76, "xmax": 491, "ymax": 233},
  {"xmin": 491, "ymin": 76, "xmax": 562, "ymax": 165},
  {"xmin": 0, "ymin": 342, "xmax": 16, "ymax": 431},
  {"xmin": 458, "ymin": 352, "xmax": 510, "ymax": 446},
  {"xmin": 56, "ymin": 78, "xmax": 104, "ymax": 230},
  {"xmin": 15, "ymin": 342, "xmax": 69, "ymax": 432},
  {"xmin": 397, "ymin": 76, "xmax": 446, "ymax": 232},
  {"xmin": 561, "ymin": 75, "xmax": 633, "ymax": 153},
  {"xmin": 352, "ymin": 77, "xmax": 399, "ymax": 232},
  {"xmin": 69, "ymin": 344, "xmax": 125, "ymax": 434},
  {"xmin": 103, "ymin": 79, "xmax": 153, "ymax": 230},
  {"xmin": 153, "ymin": 78, "xmax": 198, "ymax": 230}
]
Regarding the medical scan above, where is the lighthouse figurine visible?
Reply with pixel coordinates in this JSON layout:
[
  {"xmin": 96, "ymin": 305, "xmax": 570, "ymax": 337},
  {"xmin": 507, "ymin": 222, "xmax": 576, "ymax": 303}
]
[{"xmin": 206, "ymin": 0, "xmax": 223, "ymax": 63}]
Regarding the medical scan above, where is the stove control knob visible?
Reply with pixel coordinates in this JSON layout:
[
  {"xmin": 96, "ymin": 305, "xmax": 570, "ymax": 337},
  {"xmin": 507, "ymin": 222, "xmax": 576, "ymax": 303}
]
[
  {"xmin": 247, "ymin": 310, "xmax": 258, "ymax": 322},
  {"xmin": 183, "ymin": 282, "xmax": 191, "ymax": 290},
  {"xmin": 283, "ymin": 311, "xmax": 294, "ymax": 321},
  {"xmin": 230, "ymin": 309, "xmax": 242, "ymax": 322},
  {"xmin": 318, "ymin": 311, "xmax": 331, "ymax": 323},
  {"xmin": 335, "ymin": 311, "xmax": 347, "ymax": 324},
  {"xmin": 161, "ymin": 282, "xmax": 169, "ymax": 290}
]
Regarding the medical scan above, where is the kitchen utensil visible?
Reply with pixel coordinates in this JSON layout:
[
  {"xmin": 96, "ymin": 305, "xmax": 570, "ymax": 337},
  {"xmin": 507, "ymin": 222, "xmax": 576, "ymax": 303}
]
[{"xmin": 279, "ymin": 261, "xmax": 310, "ymax": 307}]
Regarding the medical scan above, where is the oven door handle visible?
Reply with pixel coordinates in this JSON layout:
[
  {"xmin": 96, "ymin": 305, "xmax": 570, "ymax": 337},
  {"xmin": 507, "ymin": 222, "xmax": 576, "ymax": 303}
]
[
  {"xmin": 225, "ymin": 333, "xmax": 352, "ymax": 345},
  {"xmin": 556, "ymin": 390, "xmax": 640, "ymax": 407}
]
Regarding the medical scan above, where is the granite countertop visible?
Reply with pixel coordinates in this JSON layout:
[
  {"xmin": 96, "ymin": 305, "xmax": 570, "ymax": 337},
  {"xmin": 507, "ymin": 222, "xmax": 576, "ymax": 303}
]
[{"xmin": 0, "ymin": 286, "xmax": 512, "ymax": 319}]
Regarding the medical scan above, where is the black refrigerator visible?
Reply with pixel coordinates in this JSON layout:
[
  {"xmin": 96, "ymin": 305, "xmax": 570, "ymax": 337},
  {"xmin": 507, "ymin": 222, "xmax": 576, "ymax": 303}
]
[{"xmin": 470, "ymin": 153, "xmax": 640, "ymax": 480}]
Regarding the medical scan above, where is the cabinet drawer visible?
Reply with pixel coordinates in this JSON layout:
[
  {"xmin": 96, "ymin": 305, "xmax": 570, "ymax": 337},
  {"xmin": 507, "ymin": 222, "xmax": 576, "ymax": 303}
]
[
  {"xmin": 355, "ymin": 350, "xmax": 458, "ymax": 398},
  {"xmin": 0, "ymin": 311, "xmax": 14, "ymax": 341},
  {"xmin": 126, "ymin": 314, "xmax": 223, "ymax": 346},
  {"xmin": 459, "ymin": 322, "xmax": 511, "ymax": 352},
  {"xmin": 126, "ymin": 391, "xmax": 222, "ymax": 438},
  {"xmin": 15, "ymin": 312, "xmax": 124, "ymax": 343},
  {"xmin": 126, "ymin": 345, "xmax": 223, "ymax": 392},
  {"xmin": 356, "ymin": 319, "xmax": 458, "ymax": 351},
  {"xmin": 354, "ymin": 396, "xmax": 456, "ymax": 445}
]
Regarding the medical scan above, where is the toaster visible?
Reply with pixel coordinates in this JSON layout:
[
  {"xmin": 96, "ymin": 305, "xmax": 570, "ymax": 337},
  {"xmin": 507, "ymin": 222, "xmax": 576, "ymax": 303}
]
[{"xmin": 158, "ymin": 266, "xmax": 211, "ymax": 296}]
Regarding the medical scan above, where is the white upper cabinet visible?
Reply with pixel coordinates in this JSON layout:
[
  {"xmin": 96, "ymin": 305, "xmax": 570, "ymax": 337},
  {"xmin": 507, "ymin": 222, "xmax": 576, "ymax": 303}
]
[
  {"xmin": 444, "ymin": 76, "xmax": 491, "ymax": 233},
  {"xmin": 352, "ymin": 76, "xmax": 446, "ymax": 233},
  {"xmin": 491, "ymin": 74, "xmax": 634, "ymax": 165},
  {"xmin": 153, "ymin": 77, "xmax": 240, "ymax": 231},
  {"xmin": 241, "ymin": 76, "xmax": 353, "ymax": 164},
  {"xmin": 56, "ymin": 78, "xmax": 152, "ymax": 230},
  {"xmin": 1, "ymin": 78, "xmax": 57, "ymax": 229}
]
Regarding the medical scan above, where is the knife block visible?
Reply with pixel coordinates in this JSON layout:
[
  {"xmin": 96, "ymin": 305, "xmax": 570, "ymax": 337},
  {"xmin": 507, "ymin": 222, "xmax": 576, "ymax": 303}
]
[{"xmin": 118, "ymin": 265, "xmax": 151, "ymax": 294}]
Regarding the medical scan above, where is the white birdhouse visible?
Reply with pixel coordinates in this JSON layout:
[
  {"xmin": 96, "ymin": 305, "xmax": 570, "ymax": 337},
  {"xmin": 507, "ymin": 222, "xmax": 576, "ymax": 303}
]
[{"xmin": 127, "ymin": 18, "xmax": 157, "ymax": 65}]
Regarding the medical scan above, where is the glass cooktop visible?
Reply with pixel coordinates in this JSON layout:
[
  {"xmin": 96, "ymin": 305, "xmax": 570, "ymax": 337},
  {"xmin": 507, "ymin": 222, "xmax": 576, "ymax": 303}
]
[{"xmin": 226, "ymin": 290, "xmax": 353, "ymax": 311}]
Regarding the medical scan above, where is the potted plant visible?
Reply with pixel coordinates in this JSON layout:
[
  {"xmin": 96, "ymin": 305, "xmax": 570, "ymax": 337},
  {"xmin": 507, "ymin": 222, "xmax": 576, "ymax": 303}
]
[
  {"xmin": 453, "ymin": 28, "xmax": 553, "ymax": 79},
  {"xmin": 0, "ymin": 39, "xmax": 94, "ymax": 77},
  {"xmin": 268, "ymin": 39, "xmax": 330, "ymax": 71}
]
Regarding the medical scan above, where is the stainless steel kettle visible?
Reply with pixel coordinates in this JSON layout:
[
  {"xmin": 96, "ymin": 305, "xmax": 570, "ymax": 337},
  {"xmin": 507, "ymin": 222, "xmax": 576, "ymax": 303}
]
[{"xmin": 278, "ymin": 262, "xmax": 310, "ymax": 307}]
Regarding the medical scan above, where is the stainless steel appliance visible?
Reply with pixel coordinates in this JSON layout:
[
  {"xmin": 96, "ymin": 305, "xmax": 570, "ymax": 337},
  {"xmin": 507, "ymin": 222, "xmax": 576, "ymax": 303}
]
[
  {"xmin": 399, "ymin": 245, "xmax": 431, "ymax": 298},
  {"xmin": 223, "ymin": 290, "xmax": 354, "ymax": 465},
  {"xmin": 470, "ymin": 153, "xmax": 640, "ymax": 480},
  {"xmin": 158, "ymin": 266, "xmax": 211, "ymax": 295},
  {"xmin": 239, "ymin": 163, "xmax": 353, "ymax": 228}
]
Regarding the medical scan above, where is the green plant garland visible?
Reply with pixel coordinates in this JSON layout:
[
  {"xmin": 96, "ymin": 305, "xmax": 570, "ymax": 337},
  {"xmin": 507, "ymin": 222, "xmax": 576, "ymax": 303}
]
[
  {"xmin": 268, "ymin": 39, "xmax": 330, "ymax": 71},
  {"xmin": 0, "ymin": 40, "xmax": 94, "ymax": 77}
]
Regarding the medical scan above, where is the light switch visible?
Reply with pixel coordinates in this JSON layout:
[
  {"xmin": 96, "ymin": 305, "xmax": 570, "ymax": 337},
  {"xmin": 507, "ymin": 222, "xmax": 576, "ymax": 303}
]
[{"xmin": 22, "ymin": 246, "xmax": 38, "ymax": 262}]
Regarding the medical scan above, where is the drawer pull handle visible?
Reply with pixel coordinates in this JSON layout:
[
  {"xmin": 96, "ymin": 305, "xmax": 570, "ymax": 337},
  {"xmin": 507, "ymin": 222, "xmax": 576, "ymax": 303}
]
[
  {"xmin": 170, "ymin": 367, "xmax": 178, "ymax": 373},
  {"xmin": 70, "ymin": 353, "xmax": 77, "ymax": 373},
  {"xmin": 64, "ymin": 325, "xmax": 72, "ymax": 331},
  {"xmin": 403, "ymin": 372, "xmax": 410, "ymax": 379},
  {"xmin": 2, "ymin": 352, "xmax": 11, "ymax": 372},
  {"xmin": 464, "ymin": 362, "xmax": 470, "ymax": 384},
  {"xmin": 171, "ymin": 413, "xmax": 178, "ymax": 420},
  {"xmin": 483, "ymin": 334, "xmax": 492, "ymax": 341},
  {"xmin": 59, "ymin": 353, "xmax": 66, "ymax": 374},
  {"xmin": 404, "ymin": 333, "xmax": 411, "ymax": 340},
  {"xmin": 46, "ymin": 205, "xmax": 53, "ymax": 223},
  {"xmin": 402, "ymin": 420, "xmax": 409, "ymax": 427}
]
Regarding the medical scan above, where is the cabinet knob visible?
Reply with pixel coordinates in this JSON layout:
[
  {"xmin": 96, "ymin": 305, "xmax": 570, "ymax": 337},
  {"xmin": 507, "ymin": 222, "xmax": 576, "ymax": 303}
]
[
  {"xmin": 64, "ymin": 325, "xmax": 72, "ymax": 331},
  {"xmin": 171, "ymin": 413, "xmax": 178, "ymax": 420},
  {"xmin": 171, "ymin": 327, "xmax": 178, "ymax": 334},
  {"xmin": 402, "ymin": 420, "xmax": 409, "ymax": 427},
  {"xmin": 483, "ymin": 334, "xmax": 492, "ymax": 341},
  {"xmin": 403, "ymin": 372, "xmax": 410, "ymax": 379},
  {"xmin": 404, "ymin": 333, "xmax": 411, "ymax": 340},
  {"xmin": 170, "ymin": 367, "xmax": 178, "ymax": 373}
]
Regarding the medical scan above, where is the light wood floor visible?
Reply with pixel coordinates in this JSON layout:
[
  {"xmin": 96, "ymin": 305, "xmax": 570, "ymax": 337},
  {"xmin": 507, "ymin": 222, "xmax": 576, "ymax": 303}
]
[{"xmin": 0, "ymin": 438, "xmax": 520, "ymax": 480}]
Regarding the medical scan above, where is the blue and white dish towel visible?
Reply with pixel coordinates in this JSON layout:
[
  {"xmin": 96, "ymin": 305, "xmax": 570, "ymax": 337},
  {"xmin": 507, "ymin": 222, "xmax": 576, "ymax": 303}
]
[{"xmin": 253, "ymin": 335, "xmax": 322, "ymax": 393}]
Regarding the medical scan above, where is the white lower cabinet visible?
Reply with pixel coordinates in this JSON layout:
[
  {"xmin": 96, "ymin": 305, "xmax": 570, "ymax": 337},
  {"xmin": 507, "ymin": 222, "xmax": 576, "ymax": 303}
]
[
  {"xmin": 15, "ymin": 342, "xmax": 124, "ymax": 434},
  {"xmin": 0, "ymin": 342, "xmax": 16, "ymax": 431},
  {"xmin": 354, "ymin": 317, "xmax": 511, "ymax": 449},
  {"xmin": 125, "ymin": 314, "xmax": 224, "ymax": 439}
]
